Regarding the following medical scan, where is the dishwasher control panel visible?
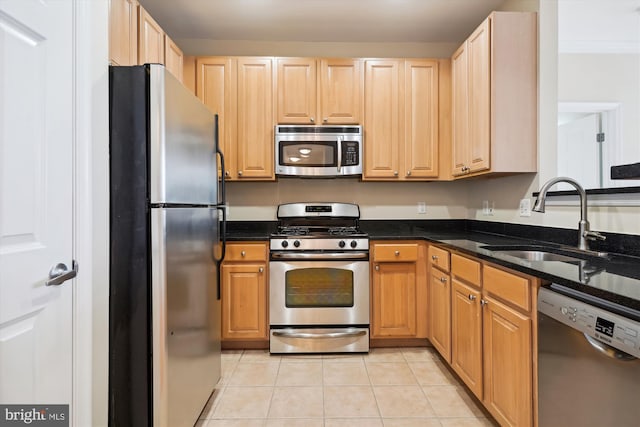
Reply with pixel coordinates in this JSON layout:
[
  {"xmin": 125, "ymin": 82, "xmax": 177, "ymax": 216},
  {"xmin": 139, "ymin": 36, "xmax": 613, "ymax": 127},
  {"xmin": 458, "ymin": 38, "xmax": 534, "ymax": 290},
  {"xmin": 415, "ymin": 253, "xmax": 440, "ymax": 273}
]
[{"xmin": 538, "ymin": 287, "xmax": 640, "ymax": 359}]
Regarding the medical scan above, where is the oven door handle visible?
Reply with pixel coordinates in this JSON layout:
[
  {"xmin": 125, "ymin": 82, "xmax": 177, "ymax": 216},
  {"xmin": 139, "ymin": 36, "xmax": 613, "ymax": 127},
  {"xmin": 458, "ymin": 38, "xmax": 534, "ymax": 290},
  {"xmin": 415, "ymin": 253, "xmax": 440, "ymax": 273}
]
[
  {"xmin": 270, "ymin": 251, "xmax": 369, "ymax": 260},
  {"xmin": 272, "ymin": 329, "xmax": 367, "ymax": 340}
]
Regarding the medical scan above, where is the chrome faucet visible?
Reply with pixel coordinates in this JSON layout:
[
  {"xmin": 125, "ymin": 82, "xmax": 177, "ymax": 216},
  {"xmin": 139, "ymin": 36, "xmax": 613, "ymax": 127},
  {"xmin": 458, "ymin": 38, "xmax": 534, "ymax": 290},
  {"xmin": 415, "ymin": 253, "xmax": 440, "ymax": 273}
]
[{"xmin": 532, "ymin": 177, "xmax": 606, "ymax": 251}]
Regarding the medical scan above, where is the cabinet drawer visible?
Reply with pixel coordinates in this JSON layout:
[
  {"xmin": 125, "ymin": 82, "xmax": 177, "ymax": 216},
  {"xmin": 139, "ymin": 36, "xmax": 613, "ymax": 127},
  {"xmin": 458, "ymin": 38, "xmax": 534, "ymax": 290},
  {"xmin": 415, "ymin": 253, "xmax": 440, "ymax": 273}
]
[
  {"xmin": 373, "ymin": 243, "xmax": 419, "ymax": 262},
  {"xmin": 483, "ymin": 265, "xmax": 531, "ymax": 312},
  {"xmin": 451, "ymin": 253, "xmax": 481, "ymax": 287},
  {"xmin": 225, "ymin": 243, "xmax": 267, "ymax": 262},
  {"xmin": 428, "ymin": 246, "xmax": 450, "ymax": 271}
]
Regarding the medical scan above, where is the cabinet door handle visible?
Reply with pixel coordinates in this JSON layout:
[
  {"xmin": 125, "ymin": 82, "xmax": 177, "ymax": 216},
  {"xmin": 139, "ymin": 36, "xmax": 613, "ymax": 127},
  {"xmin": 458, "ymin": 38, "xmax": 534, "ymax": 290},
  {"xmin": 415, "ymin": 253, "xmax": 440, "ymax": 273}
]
[
  {"xmin": 241, "ymin": 250, "xmax": 246, "ymax": 257},
  {"xmin": 439, "ymin": 277, "xmax": 447, "ymax": 283},
  {"xmin": 394, "ymin": 250, "xmax": 400, "ymax": 256},
  {"xmin": 375, "ymin": 265, "xmax": 380, "ymax": 271},
  {"xmin": 238, "ymin": 170, "xmax": 243, "ymax": 176},
  {"xmin": 431, "ymin": 255, "xmax": 438, "ymax": 261},
  {"xmin": 225, "ymin": 170, "xmax": 230, "ymax": 177},
  {"xmin": 406, "ymin": 170, "xmax": 411, "ymax": 176},
  {"xmin": 481, "ymin": 299, "xmax": 488, "ymax": 306},
  {"xmin": 468, "ymin": 294, "xmax": 477, "ymax": 301},
  {"xmin": 258, "ymin": 267, "xmax": 264, "ymax": 273},
  {"xmin": 323, "ymin": 117, "xmax": 328, "ymax": 123},
  {"xmin": 393, "ymin": 171, "xmax": 399, "ymax": 176},
  {"xmin": 310, "ymin": 117, "xmax": 315, "ymax": 123}
]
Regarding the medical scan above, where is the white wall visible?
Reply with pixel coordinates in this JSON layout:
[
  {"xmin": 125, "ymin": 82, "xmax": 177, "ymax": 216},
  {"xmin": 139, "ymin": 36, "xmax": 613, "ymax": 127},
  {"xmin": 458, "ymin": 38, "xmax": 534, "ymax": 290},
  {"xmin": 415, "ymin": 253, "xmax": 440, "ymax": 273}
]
[{"xmin": 558, "ymin": 52, "xmax": 640, "ymax": 172}]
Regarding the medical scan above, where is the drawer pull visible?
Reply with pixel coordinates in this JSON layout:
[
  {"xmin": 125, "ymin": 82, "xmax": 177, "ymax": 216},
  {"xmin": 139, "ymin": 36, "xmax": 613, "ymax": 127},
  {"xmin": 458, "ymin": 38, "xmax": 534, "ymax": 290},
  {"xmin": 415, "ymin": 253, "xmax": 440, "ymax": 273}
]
[
  {"xmin": 258, "ymin": 267, "xmax": 264, "ymax": 273},
  {"xmin": 431, "ymin": 255, "xmax": 438, "ymax": 260},
  {"xmin": 394, "ymin": 250, "xmax": 400, "ymax": 256},
  {"xmin": 481, "ymin": 299, "xmax": 488, "ymax": 306},
  {"xmin": 468, "ymin": 294, "xmax": 477, "ymax": 301},
  {"xmin": 241, "ymin": 251, "xmax": 246, "ymax": 257},
  {"xmin": 439, "ymin": 277, "xmax": 447, "ymax": 283}
]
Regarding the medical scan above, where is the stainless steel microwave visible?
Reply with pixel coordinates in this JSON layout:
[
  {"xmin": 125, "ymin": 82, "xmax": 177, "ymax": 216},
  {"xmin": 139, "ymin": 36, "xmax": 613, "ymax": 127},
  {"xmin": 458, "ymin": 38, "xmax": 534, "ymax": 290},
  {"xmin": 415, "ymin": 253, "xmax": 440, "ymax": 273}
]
[{"xmin": 275, "ymin": 125, "xmax": 363, "ymax": 177}]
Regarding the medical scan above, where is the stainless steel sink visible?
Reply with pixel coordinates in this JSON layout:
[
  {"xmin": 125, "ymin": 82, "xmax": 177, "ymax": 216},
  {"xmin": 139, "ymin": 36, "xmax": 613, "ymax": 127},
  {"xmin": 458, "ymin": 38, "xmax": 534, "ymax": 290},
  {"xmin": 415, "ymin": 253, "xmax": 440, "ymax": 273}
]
[
  {"xmin": 479, "ymin": 245, "xmax": 589, "ymax": 262},
  {"xmin": 488, "ymin": 250, "xmax": 580, "ymax": 262}
]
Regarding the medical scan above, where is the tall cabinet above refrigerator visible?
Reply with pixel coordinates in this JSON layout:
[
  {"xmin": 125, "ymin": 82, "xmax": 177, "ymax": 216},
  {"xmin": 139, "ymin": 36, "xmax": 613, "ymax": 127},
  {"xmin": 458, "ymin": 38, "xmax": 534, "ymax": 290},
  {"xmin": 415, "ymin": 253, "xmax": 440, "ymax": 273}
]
[{"xmin": 109, "ymin": 64, "xmax": 226, "ymax": 427}]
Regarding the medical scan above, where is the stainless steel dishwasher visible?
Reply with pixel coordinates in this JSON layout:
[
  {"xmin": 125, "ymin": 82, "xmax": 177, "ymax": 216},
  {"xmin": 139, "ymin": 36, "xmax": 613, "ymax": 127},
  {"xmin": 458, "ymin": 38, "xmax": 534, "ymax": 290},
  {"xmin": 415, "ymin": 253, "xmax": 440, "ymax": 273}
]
[{"xmin": 538, "ymin": 285, "xmax": 640, "ymax": 426}]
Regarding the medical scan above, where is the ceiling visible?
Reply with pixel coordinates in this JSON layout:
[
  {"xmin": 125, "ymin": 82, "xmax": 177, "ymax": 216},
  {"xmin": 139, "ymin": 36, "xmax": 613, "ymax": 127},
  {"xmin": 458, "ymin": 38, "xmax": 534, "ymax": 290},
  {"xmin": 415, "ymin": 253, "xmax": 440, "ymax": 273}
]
[{"xmin": 138, "ymin": 0, "xmax": 507, "ymax": 44}]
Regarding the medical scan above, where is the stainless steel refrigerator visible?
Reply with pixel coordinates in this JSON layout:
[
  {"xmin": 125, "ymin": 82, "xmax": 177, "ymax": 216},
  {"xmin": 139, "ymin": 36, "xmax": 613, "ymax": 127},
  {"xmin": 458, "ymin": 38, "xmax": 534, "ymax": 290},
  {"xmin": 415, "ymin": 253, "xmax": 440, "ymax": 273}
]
[{"xmin": 109, "ymin": 64, "xmax": 226, "ymax": 427}]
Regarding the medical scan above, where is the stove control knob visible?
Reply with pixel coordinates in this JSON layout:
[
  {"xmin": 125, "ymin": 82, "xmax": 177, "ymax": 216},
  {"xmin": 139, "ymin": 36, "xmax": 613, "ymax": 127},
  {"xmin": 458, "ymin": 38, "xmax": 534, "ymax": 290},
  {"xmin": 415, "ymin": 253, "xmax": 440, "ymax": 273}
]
[
  {"xmin": 281, "ymin": 240, "xmax": 289, "ymax": 248},
  {"xmin": 350, "ymin": 240, "xmax": 358, "ymax": 248},
  {"xmin": 338, "ymin": 240, "xmax": 346, "ymax": 248},
  {"xmin": 293, "ymin": 240, "xmax": 301, "ymax": 248}
]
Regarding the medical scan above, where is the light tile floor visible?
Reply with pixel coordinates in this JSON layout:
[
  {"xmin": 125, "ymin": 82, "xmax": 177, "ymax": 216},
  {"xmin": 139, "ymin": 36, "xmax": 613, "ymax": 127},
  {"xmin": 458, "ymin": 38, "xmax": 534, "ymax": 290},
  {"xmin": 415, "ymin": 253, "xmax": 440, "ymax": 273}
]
[{"xmin": 196, "ymin": 347, "xmax": 498, "ymax": 427}]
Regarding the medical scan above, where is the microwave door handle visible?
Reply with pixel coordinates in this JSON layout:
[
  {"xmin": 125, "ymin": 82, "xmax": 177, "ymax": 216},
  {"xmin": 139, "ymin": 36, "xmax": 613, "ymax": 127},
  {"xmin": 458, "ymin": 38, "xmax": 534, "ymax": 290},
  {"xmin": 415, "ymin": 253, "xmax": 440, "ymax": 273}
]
[{"xmin": 337, "ymin": 136, "xmax": 342, "ymax": 173}]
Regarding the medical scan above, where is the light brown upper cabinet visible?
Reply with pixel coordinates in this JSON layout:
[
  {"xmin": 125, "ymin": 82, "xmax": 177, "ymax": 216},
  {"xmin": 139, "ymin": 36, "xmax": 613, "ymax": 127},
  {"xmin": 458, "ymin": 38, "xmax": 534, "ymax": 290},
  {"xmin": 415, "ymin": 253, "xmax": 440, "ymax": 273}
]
[
  {"xmin": 196, "ymin": 57, "xmax": 237, "ymax": 179},
  {"xmin": 197, "ymin": 57, "xmax": 275, "ymax": 181},
  {"xmin": 276, "ymin": 58, "xmax": 317, "ymax": 124},
  {"xmin": 164, "ymin": 35, "xmax": 184, "ymax": 83},
  {"xmin": 236, "ymin": 57, "xmax": 275, "ymax": 180},
  {"xmin": 138, "ymin": 6, "xmax": 164, "ymax": 65},
  {"xmin": 277, "ymin": 58, "xmax": 362, "ymax": 125},
  {"xmin": 109, "ymin": 0, "xmax": 138, "ymax": 66},
  {"xmin": 451, "ymin": 12, "xmax": 537, "ymax": 178},
  {"xmin": 110, "ymin": 2, "xmax": 183, "ymax": 82},
  {"xmin": 364, "ymin": 59, "xmax": 440, "ymax": 180},
  {"xmin": 319, "ymin": 59, "xmax": 363, "ymax": 124}
]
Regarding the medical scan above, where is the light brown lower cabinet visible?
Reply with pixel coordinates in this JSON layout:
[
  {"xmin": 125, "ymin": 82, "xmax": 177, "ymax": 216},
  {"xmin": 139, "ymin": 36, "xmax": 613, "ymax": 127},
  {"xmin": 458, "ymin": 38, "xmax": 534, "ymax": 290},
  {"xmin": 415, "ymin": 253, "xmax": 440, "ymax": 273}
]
[
  {"xmin": 482, "ymin": 294, "xmax": 532, "ymax": 427},
  {"xmin": 221, "ymin": 242, "xmax": 268, "ymax": 341},
  {"xmin": 371, "ymin": 241, "xmax": 427, "ymax": 339},
  {"xmin": 451, "ymin": 278, "xmax": 483, "ymax": 398},
  {"xmin": 428, "ymin": 245, "xmax": 537, "ymax": 427},
  {"xmin": 429, "ymin": 264, "xmax": 451, "ymax": 361}
]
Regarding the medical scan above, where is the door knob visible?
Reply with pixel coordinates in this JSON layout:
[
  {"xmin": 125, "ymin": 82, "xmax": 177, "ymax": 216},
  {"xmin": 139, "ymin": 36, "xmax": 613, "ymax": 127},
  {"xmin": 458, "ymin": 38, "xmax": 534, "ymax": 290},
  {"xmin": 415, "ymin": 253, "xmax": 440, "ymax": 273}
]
[{"xmin": 46, "ymin": 260, "xmax": 78, "ymax": 286}]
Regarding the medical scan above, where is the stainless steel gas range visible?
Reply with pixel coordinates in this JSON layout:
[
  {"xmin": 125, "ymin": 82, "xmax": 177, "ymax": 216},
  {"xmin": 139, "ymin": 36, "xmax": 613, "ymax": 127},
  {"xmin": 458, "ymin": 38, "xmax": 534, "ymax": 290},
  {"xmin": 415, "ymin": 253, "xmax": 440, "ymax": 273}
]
[{"xmin": 269, "ymin": 202, "xmax": 370, "ymax": 354}]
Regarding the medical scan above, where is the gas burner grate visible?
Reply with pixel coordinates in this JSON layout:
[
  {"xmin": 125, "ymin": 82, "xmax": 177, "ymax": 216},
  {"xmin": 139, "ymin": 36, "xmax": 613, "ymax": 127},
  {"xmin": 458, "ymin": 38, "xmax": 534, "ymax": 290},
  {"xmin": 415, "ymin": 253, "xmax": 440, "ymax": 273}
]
[{"xmin": 328, "ymin": 226, "xmax": 360, "ymax": 236}]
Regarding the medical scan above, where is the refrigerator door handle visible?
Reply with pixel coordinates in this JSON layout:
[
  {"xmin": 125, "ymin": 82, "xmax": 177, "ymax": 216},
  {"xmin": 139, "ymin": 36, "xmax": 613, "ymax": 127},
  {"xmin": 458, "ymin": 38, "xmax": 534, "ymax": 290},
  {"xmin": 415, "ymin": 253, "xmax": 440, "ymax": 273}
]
[
  {"xmin": 214, "ymin": 114, "xmax": 226, "ymax": 205},
  {"xmin": 215, "ymin": 205, "xmax": 227, "ymax": 300}
]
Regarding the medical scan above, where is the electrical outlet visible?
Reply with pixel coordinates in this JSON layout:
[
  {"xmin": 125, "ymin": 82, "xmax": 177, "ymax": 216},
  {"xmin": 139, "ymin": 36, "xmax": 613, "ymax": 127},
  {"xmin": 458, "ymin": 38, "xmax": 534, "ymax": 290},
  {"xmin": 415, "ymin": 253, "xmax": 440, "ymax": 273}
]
[
  {"xmin": 482, "ymin": 200, "xmax": 494, "ymax": 216},
  {"xmin": 519, "ymin": 198, "xmax": 531, "ymax": 217},
  {"xmin": 417, "ymin": 202, "xmax": 427, "ymax": 214}
]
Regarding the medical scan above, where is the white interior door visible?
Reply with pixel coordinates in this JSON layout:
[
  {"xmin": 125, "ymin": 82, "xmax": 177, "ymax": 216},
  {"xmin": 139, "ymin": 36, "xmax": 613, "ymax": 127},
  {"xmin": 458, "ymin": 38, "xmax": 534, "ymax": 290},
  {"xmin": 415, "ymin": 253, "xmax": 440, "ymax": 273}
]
[
  {"xmin": 557, "ymin": 112, "xmax": 601, "ymax": 190},
  {"xmin": 0, "ymin": 0, "xmax": 73, "ymax": 406}
]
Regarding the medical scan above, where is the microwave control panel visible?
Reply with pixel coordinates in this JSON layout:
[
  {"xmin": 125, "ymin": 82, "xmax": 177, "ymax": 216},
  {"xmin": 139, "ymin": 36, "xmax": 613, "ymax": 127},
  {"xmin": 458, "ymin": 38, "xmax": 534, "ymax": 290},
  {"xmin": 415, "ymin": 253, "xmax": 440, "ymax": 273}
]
[{"xmin": 342, "ymin": 141, "xmax": 359, "ymax": 166}]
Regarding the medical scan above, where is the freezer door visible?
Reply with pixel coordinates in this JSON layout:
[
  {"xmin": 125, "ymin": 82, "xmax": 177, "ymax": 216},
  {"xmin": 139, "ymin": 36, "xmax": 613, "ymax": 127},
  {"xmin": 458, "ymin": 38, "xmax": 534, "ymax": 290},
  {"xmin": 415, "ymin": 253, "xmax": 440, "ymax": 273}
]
[
  {"xmin": 149, "ymin": 64, "xmax": 217, "ymax": 205},
  {"xmin": 151, "ymin": 207, "xmax": 221, "ymax": 427}
]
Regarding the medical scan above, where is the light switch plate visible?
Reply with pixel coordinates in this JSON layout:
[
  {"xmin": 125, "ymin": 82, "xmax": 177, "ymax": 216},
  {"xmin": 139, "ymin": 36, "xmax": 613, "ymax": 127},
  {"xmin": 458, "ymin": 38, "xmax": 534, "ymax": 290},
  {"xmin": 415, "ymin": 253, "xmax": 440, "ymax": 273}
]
[{"xmin": 519, "ymin": 198, "xmax": 531, "ymax": 217}]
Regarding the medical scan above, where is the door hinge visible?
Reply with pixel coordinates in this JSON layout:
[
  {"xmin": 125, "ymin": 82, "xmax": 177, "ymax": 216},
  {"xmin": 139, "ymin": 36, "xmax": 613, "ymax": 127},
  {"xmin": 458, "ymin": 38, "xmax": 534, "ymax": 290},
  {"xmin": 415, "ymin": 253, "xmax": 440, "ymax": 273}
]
[{"xmin": 596, "ymin": 132, "xmax": 605, "ymax": 143}]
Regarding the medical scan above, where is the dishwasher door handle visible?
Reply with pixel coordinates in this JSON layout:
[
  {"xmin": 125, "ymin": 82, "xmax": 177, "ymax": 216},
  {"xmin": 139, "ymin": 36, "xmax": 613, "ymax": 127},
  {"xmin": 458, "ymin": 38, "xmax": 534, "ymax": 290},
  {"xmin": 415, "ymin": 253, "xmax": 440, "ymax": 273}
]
[{"xmin": 584, "ymin": 333, "xmax": 637, "ymax": 361}]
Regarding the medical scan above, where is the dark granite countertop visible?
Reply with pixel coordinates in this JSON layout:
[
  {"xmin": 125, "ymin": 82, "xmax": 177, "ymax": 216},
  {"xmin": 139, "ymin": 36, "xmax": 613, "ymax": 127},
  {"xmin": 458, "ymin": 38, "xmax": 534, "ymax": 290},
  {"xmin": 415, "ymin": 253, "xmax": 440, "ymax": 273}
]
[{"xmin": 227, "ymin": 219, "xmax": 640, "ymax": 315}]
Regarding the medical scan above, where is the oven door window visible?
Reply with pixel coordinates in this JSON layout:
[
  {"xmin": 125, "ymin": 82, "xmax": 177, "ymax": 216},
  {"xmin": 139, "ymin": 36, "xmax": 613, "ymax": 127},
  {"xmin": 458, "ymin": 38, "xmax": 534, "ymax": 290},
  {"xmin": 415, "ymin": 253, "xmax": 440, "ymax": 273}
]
[
  {"xmin": 279, "ymin": 141, "xmax": 336, "ymax": 167},
  {"xmin": 285, "ymin": 268, "xmax": 353, "ymax": 308}
]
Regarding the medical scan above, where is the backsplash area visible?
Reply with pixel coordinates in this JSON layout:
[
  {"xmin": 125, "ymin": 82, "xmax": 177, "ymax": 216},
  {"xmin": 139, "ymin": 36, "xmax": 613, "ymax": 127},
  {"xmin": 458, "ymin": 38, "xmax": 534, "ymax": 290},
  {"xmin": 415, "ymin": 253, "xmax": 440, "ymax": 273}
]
[{"xmin": 226, "ymin": 180, "xmax": 470, "ymax": 220}]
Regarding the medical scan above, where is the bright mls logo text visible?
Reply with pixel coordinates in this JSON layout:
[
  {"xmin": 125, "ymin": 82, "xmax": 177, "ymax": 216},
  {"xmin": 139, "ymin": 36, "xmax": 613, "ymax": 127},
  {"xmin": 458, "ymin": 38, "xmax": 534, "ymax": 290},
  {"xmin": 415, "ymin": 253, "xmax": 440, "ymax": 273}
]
[{"xmin": 0, "ymin": 405, "xmax": 68, "ymax": 426}]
